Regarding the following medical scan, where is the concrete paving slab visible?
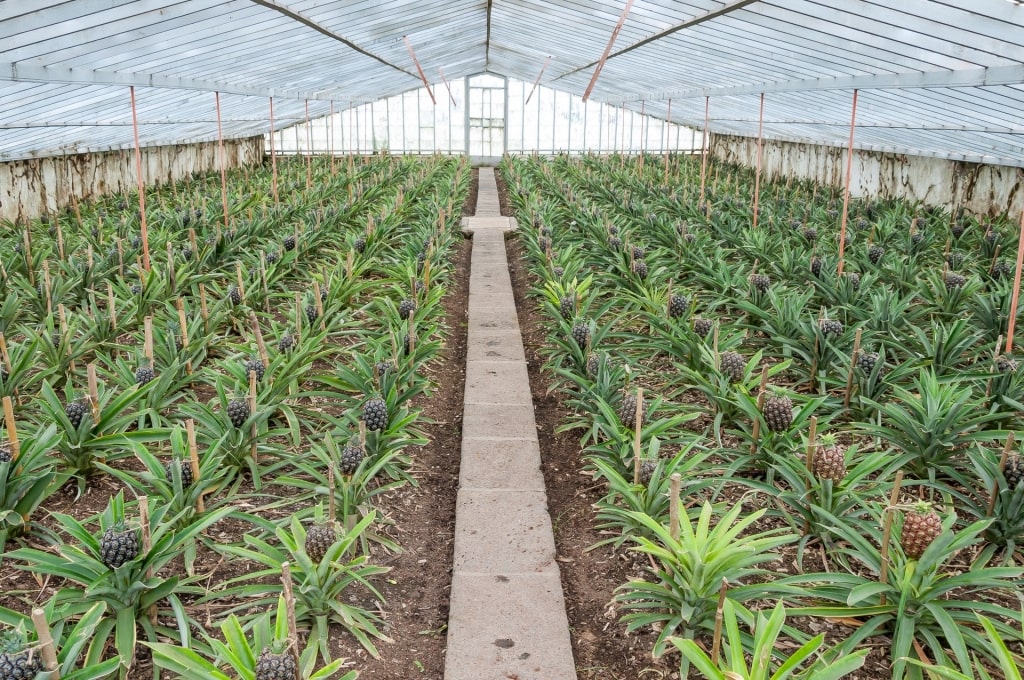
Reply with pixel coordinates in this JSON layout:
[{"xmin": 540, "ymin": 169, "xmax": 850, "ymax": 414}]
[
  {"xmin": 444, "ymin": 572, "xmax": 576, "ymax": 680},
  {"xmin": 465, "ymin": 361, "xmax": 532, "ymax": 405},
  {"xmin": 453, "ymin": 489, "xmax": 556, "ymax": 573},
  {"xmin": 466, "ymin": 331, "xmax": 526, "ymax": 362},
  {"xmin": 469, "ymin": 307, "xmax": 520, "ymax": 332},
  {"xmin": 462, "ymin": 403, "xmax": 537, "ymax": 439},
  {"xmin": 459, "ymin": 438, "xmax": 544, "ymax": 490}
]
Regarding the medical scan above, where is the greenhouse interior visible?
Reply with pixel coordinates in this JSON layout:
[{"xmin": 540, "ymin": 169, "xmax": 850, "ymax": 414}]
[{"xmin": 1, "ymin": 2, "xmax": 1024, "ymax": 679}]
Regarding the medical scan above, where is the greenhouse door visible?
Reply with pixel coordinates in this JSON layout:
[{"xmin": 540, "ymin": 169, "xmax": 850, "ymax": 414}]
[{"xmin": 465, "ymin": 74, "xmax": 507, "ymax": 161}]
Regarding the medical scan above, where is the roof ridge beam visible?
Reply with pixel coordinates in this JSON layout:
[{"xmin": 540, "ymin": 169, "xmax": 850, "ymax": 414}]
[
  {"xmin": 603, "ymin": 64, "xmax": 1024, "ymax": 102},
  {"xmin": 0, "ymin": 62, "xmax": 371, "ymax": 102}
]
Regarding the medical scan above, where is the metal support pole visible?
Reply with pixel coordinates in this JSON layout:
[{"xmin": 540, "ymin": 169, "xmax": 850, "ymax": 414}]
[
  {"xmin": 128, "ymin": 86, "xmax": 151, "ymax": 271},
  {"xmin": 215, "ymin": 92, "xmax": 229, "ymax": 235},
  {"xmin": 752, "ymin": 92, "xmax": 765, "ymax": 229},
  {"xmin": 269, "ymin": 97, "xmax": 278, "ymax": 203},
  {"xmin": 837, "ymin": 89, "xmax": 859, "ymax": 275}
]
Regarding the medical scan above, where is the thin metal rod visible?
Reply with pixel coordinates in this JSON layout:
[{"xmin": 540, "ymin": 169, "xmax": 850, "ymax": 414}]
[
  {"xmin": 304, "ymin": 99, "xmax": 312, "ymax": 189},
  {"xmin": 329, "ymin": 101, "xmax": 336, "ymax": 174},
  {"xmin": 700, "ymin": 96, "xmax": 709, "ymax": 206},
  {"xmin": 128, "ymin": 86, "xmax": 151, "ymax": 271},
  {"xmin": 438, "ymin": 68, "xmax": 457, "ymax": 106},
  {"xmin": 838, "ymin": 89, "xmax": 859, "ymax": 275},
  {"xmin": 583, "ymin": 0, "xmax": 635, "ymax": 102},
  {"xmin": 269, "ymin": 96, "xmax": 278, "ymax": 203},
  {"xmin": 1006, "ymin": 207, "xmax": 1024, "ymax": 353},
  {"xmin": 752, "ymin": 92, "xmax": 765, "ymax": 230},
  {"xmin": 664, "ymin": 98, "xmax": 672, "ymax": 184},
  {"xmin": 403, "ymin": 36, "xmax": 437, "ymax": 104},
  {"xmin": 215, "ymin": 91, "xmax": 229, "ymax": 235},
  {"xmin": 525, "ymin": 56, "xmax": 552, "ymax": 105}
]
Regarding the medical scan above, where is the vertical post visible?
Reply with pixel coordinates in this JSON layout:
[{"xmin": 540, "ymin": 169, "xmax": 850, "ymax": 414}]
[
  {"xmin": 215, "ymin": 92, "xmax": 229, "ymax": 237},
  {"xmin": 329, "ymin": 101, "xmax": 336, "ymax": 175},
  {"xmin": 664, "ymin": 99, "xmax": 672, "ymax": 185},
  {"xmin": 269, "ymin": 97, "xmax": 279, "ymax": 204},
  {"xmin": 186, "ymin": 419, "xmax": 204, "ymax": 513},
  {"xmin": 305, "ymin": 99, "xmax": 312, "ymax": 190},
  {"xmin": 128, "ymin": 86, "xmax": 151, "ymax": 271},
  {"xmin": 838, "ymin": 89, "xmax": 859, "ymax": 275},
  {"xmin": 2, "ymin": 396, "xmax": 18, "ymax": 461},
  {"xmin": 30, "ymin": 610, "xmax": 60, "ymax": 676},
  {"xmin": 669, "ymin": 473, "xmax": 681, "ymax": 541},
  {"xmin": 700, "ymin": 96, "xmax": 710, "ymax": 207},
  {"xmin": 1005, "ymin": 207, "xmax": 1024, "ymax": 353},
  {"xmin": 752, "ymin": 92, "xmax": 765, "ymax": 229}
]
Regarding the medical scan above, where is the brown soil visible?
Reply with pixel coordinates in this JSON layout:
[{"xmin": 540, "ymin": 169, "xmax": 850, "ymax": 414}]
[{"xmin": 462, "ymin": 168, "xmax": 479, "ymax": 217}]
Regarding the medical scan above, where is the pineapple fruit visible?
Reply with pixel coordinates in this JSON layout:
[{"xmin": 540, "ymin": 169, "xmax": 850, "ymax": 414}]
[
  {"xmin": 812, "ymin": 434, "xmax": 846, "ymax": 483},
  {"xmin": 0, "ymin": 630, "xmax": 43, "ymax": 680},
  {"xmin": 254, "ymin": 647, "xmax": 296, "ymax": 680},
  {"xmin": 99, "ymin": 522, "xmax": 140, "ymax": 569},
  {"xmin": 762, "ymin": 389, "xmax": 793, "ymax": 432},
  {"xmin": 901, "ymin": 502, "xmax": 942, "ymax": 559}
]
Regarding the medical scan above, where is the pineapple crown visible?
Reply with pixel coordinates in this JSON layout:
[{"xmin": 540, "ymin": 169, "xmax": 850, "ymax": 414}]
[
  {"xmin": 818, "ymin": 433, "xmax": 838, "ymax": 447},
  {"xmin": 909, "ymin": 500, "xmax": 937, "ymax": 516},
  {"xmin": 0, "ymin": 627, "xmax": 32, "ymax": 656}
]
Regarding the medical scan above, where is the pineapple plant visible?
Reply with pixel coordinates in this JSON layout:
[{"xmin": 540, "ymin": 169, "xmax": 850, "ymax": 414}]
[
  {"xmin": 282, "ymin": 234, "xmax": 296, "ymax": 251},
  {"xmin": 608, "ymin": 236, "xmax": 622, "ymax": 250},
  {"xmin": 305, "ymin": 505, "xmax": 338, "ymax": 563},
  {"xmin": 65, "ymin": 398, "xmax": 88, "ymax": 430},
  {"xmin": 265, "ymin": 250, "xmax": 280, "ymax": 265},
  {"xmin": 802, "ymin": 226, "xmax": 818, "ymax": 242},
  {"xmin": 277, "ymin": 332, "xmax": 295, "ymax": 353},
  {"xmin": 559, "ymin": 294, "xmax": 575, "ymax": 319},
  {"xmin": 856, "ymin": 350, "xmax": 880, "ymax": 374},
  {"xmin": 246, "ymin": 355, "xmax": 265, "ymax": 382},
  {"xmin": 943, "ymin": 271, "xmax": 966, "ymax": 290},
  {"xmin": 667, "ymin": 293, "xmax": 689, "ymax": 319},
  {"xmin": 719, "ymin": 351, "xmax": 745, "ymax": 382},
  {"xmin": 353, "ymin": 236, "xmax": 366, "ymax": 253},
  {"xmin": 570, "ymin": 322, "xmax": 590, "ymax": 349},
  {"xmin": 164, "ymin": 457, "xmax": 194, "ymax": 488},
  {"xmin": 617, "ymin": 391, "xmax": 648, "ymax": 429},
  {"xmin": 228, "ymin": 285, "xmax": 242, "ymax": 305},
  {"xmin": 819, "ymin": 317, "xmax": 843, "ymax": 337},
  {"xmin": 0, "ymin": 629, "xmax": 43, "ymax": 680},
  {"xmin": 254, "ymin": 646, "xmax": 296, "ymax": 680},
  {"xmin": 995, "ymin": 355, "xmax": 1017, "ymax": 373},
  {"xmin": 638, "ymin": 460, "xmax": 657, "ymax": 485},
  {"xmin": 135, "ymin": 361, "xmax": 156, "ymax": 386},
  {"xmin": 749, "ymin": 272, "xmax": 771, "ymax": 295},
  {"xmin": 901, "ymin": 502, "xmax": 943, "ymax": 559},
  {"xmin": 810, "ymin": 256, "xmax": 822, "ymax": 277},
  {"xmin": 340, "ymin": 441, "xmax": 364, "ymax": 475},
  {"xmin": 304, "ymin": 304, "xmax": 319, "ymax": 325},
  {"xmin": 844, "ymin": 271, "xmax": 861, "ymax": 289},
  {"xmin": 951, "ymin": 221, "xmax": 966, "ymax": 239},
  {"xmin": 692, "ymin": 317, "xmax": 712, "ymax": 338},
  {"xmin": 227, "ymin": 398, "xmax": 250, "ymax": 428},
  {"xmin": 1004, "ymin": 453, "xmax": 1024, "ymax": 488},
  {"xmin": 812, "ymin": 434, "xmax": 846, "ymax": 483},
  {"xmin": 990, "ymin": 260, "xmax": 1012, "ymax": 280},
  {"xmin": 99, "ymin": 521, "xmax": 140, "ymax": 569},
  {"xmin": 632, "ymin": 260, "xmax": 648, "ymax": 279},
  {"xmin": 362, "ymin": 396, "xmax": 388, "ymax": 432},
  {"xmin": 762, "ymin": 388, "xmax": 793, "ymax": 432},
  {"xmin": 868, "ymin": 244, "xmax": 884, "ymax": 264},
  {"xmin": 398, "ymin": 298, "xmax": 416, "ymax": 320},
  {"xmin": 946, "ymin": 251, "xmax": 965, "ymax": 269}
]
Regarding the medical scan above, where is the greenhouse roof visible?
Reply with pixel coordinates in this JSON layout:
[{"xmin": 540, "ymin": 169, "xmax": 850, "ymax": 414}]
[{"xmin": 2, "ymin": 0, "xmax": 1023, "ymax": 165}]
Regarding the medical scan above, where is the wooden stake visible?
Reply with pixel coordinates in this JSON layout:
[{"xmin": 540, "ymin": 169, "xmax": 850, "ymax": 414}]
[
  {"xmin": 294, "ymin": 291, "xmax": 303, "ymax": 342},
  {"xmin": 55, "ymin": 221, "xmax": 65, "ymax": 261},
  {"xmin": 837, "ymin": 89, "xmax": 859, "ymax": 275},
  {"xmin": 280, "ymin": 562, "xmax": 302, "ymax": 676},
  {"xmin": 669, "ymin": 472, "xmax": 681, "ymax": 541},
  {"xmin": 198, "ymin": 283, "xmax": 209, "ymax": 332},
  {"xmin": 988, "ymin": 433, "xmax": 1015, "ymax": 517},
  {"xmin": 0, "ymin": 333, "xmax": 10, "ymax": 376},
  {"xmin": 1005, "ymin": 206, "xmax": 1024, "ymax": 354},
  {"xmin": 128, "ymin": 87, "xmax": 151, "ymax": 272},
  {"xmin": 42, "ymin": 261, "xmax": 52, "ymax": 318},
  {"xmin": 87, "ymin": 363, "xmax": 100, "ymax": 425},
  {"xmin": 177, "ymin": 298, "xmax": 192, "ymax": 375},
  {"xmin": 249, "ymin": 369, "xmax": 258, "ymax": 463},
  {"xmin": 22, "ymin": 228, "xmax": 33, "ymax": 286},
  {"xmin": 803, "ymin": 416, "xmax": 818, "ymax": 536},
  {"xmin": 107, "ymin": 280, "xmax": 117, "ymax": 331},
  {"xmin": 30, "ymin": 609, "xmax": 60, "ymax": 676},
  {"xmin": 2, "ymin": 396, "xmax": 18, "ymax": 461},
  {"xmin": 143, "ymin": 316, "xmax": 154, "ymax": 363},
  {"xmin": 166, "ymin": 241, "xmax": 176, "ymax": 294},
  {"xmin": 235, "ymin": 262, "xmax": 245, "ymax": 302},
  {"xmin": 313, "ymin": 281, "xmax": 326, "ymax": 331},
  {"xmin": 186, "ymin": 419, "xmax": 204, "ymax": 513},
  {"xmin": 749, "ymin": 366, "xmax": 770, "ymax": 455},
  {"xmin": 879, "ymin": 470, "xmax": 904, "ymax": 605},
  {"xmin": 843, "ymin": 328, "xmax": 863, "ymax": 409},
  {"xmin": 58, "ymin": 305, "xmax": 74, "ymax": 373}
]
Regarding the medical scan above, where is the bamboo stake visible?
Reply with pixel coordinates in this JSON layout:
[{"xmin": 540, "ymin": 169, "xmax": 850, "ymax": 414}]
[
  {"xmin": 166, "ymin": 241, "xmax": 176, "ymax": 295},
  {"xmin": 87, "ymin": 363, "xmax": 100, "ymax": 425},
  {"xmin": 22, "ymin": 228, "xmax": 33, "ymax": 286},
  {"xmin": 669, "ymin": 472, "xmax": 681, "ymax": 541},
  {"xmin": 55, "ymin": 221, "xmax": 65, "ymax": 261},
  {"xmin": 107, "ymin": 280, "xmax": 117, "ymax": 331},
  {"xmin": 235, "ymin": 262, "xmax": 245, "ymax": 303},
  {"xmin": 30, "ymin": 609, "xmax": 59, "ymax": 677},
  {"xmin": 879, "ymin": 470, "xmax": 904, "ymax": 605},
  {"xmin": 185, "ymin": 419, "xmax": 204, "ymax": 512},
  {"xmin": 249, "ymin": 370, "xmax": 258, "ymax": 464},
  {"xmin": 1005, "ymin": 206, "xmax": 1024, "ymax": 354},
  {"xmin": 177, "ymin": 298, "xmax": 192, "ymax": 376},
  {"xmin": 198, "ymin": 283, "xmax": 209, "ymax": 332},
  {"xmin": 843, "ymin": 328, "xmax": 863, "ymax": 409},
  {"xmin": 42, "ymin": 262, "xmax": 52, "ymax": 318},
  {"xmin": 280, "ymin": 563, "xmax": 302, "ymax": 676},
  {"xmin": 143, "ymin": 316, "xmax": 154, "ymax": 363},
  {"xmin": 0, "ymin": 333, "xmax": 10, "ymax": 376},
  {"xmin": 2, "ymin": 396, "xmax": 18, "ymax": 461},
  {"xmin": 294, "ymin": 291, "xmax": 303, "ymax": 343},
  {"xmin": 313, "ymin": 281, "xmax": 326, "ymax": 331},
  {"xmin": 988, "ymin": 433, "xmax": 1015, "ymax": 517},
  {"xmin": 58, "ymin": 305, "xmax": 75, "ymax": 374},
  {"xmin": 803, "ymin": 416, "xmax": 818, "ymax": 536},
  {"xmin": 749, "ymin": 366, "xmax": 770, "ymax": 455},
  {"xmin": 139, "ymin": 496, "xmax": 157, "ymax": 624},
  {"xmin": 837, "ymin": 90, "xmax": 859, "ymax": 275}
]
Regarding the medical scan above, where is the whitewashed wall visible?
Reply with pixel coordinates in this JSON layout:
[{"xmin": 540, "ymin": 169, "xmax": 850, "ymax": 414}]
[
  {"xmin": 711, "ymin": 133, "xmax": 1024, "ymax": 218},
  {"xmin": 0, "ymin": 137, "xmax": 263, "ymax": 225}
]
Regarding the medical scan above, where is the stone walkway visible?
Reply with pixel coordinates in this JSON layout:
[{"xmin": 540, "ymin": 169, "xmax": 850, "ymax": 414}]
[{"xmin": 444, "ymin": 169, "xmax": 577, "ymax": 680}]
